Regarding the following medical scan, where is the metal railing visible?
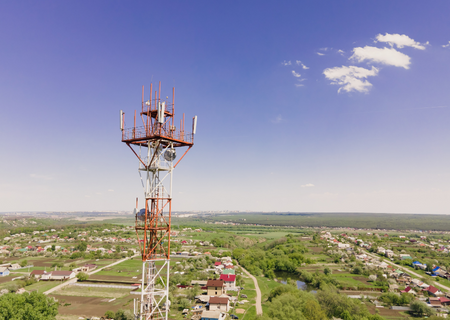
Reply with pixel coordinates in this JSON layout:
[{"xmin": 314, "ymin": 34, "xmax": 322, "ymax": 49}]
[{"xmin": 122, "ymin": 126, "xmax": 193, "ymax": 144}]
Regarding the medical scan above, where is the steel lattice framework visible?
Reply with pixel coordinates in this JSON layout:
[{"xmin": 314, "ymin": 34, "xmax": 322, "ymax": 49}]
[{"xmin": 121, "ymin": 82, "xmax": 196, "ymax": 320}]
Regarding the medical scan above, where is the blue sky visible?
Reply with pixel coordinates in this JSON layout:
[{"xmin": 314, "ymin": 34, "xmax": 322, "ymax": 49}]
[{"xmin": 1, "ymin": 1, "xmax": 449, "ymax": 213}]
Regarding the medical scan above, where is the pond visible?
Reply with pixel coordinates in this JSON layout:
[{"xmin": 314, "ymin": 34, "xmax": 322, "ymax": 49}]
[{"xmin": 274, "ymin": 271, "xmax": 316, "ymax": 293}]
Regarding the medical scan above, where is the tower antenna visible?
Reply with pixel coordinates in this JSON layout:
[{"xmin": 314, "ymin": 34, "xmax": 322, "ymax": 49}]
[{"xmin": 121, "ymin": 83, "xmax": 197, "ymax": 320}]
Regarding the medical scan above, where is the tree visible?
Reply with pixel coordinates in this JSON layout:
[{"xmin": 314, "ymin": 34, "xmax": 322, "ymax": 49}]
[
  {"xmin": 104, "ymin": 310, "xmax": 115, "ymax": 319},
  {"xmin": 352, "ymin": 266, "xmax": 363, "ymax": 275},
  {"xmin": 76, "ymin": 241, "xmax": 87, "ymax": 252},
  {"xmin": 410, "ymin": 300, "xmax": 435, "ymax": 317},
  {"xmin": 20, "ymin": 260, "xmax": 28, "ymax": 267},
  {"xmin": 178, "ymin": 298, "xmax": 190, "ymax": 310},
  {"xmin": 76, "ymin": 272, "xmax": 89, "ymax": 282},
  {"xmin": 303, "ymin": 299, "xmax": 327, "ymax": 320},
  {"xmin": 114, "ymin": 309, "xmax": 133, "ymax": 320},
  {"xmin": 323, "ymin": 267, "xmax": 331, "ymax": 276},
  {"xmin": 0, "ymin": 291, "xmax": 58, "ymax": 319}
]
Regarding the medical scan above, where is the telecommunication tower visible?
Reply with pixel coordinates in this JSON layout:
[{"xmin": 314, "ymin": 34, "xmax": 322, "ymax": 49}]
[{"xmin": 121, "ymin": 82, "xmax": 196, "ymax": 320}]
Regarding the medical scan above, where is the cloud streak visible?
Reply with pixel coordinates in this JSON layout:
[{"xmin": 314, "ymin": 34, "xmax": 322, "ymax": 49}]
[
  {"xmin": 30, "ymin": 173, "xmax": 54, "ymax": 181},
  {"xmin": 301, "ymin": 183, "xmax": 315, "ymax": 188},
  {"xmin": 296, "ymin": 60, "xmax": 309, "ymax": 69}
]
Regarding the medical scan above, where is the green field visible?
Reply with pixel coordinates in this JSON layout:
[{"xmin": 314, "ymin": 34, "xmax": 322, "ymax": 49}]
[{"xmin": 195, "ymin": 212, "xmax": 450, "ymax": 231}]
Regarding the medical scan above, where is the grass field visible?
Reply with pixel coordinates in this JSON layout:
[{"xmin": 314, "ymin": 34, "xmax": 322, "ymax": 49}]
[
  {"xmin": 25, "ymin": 280, "xmax": 62, "ymax": 293},
  {"xmin": 242, "ymin": 306, "xmax": 256, "ymax": 320},
  {"xmin": 256, "ymin": 276, "xmax": 283, "ymax": 302}
]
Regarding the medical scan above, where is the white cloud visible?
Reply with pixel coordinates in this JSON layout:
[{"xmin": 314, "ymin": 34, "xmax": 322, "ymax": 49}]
[
  {"xmin": 291, "ymin": 70, "xmax": 301, "ymax": 78},
  {"xmin": 295, "ymin": 83, "xmax": 304, "ymax": 87},
  {"xmin": 108, "ymin": 189, "xmax": 114, "ymax": 192},
  {"xmin": 443, "ymin": 41, "xmax": 450, "ymax": 48},
  {"xmin": 30, "ymin": 173, "xmax": 53, "ymax": 181},
  {"xmin": 301, "ymin": 183, "xmax": 315, "ymax": 188},
  {"xmin": 320, "ymin": 47, "xmax": 328, "ymax": 51},
  {"xmin": 272, "ymin": 115, "xmax": 284, "ymax": 124},
  {"xmin": 375, "ymin": 33, "xmax": 426, "ymax": 50},
  {"xmin": 316, "ymin": 52, "xmax": 325, "ymax": 56},
  {"xmin": 350, "ymin": 46, "xmax": 411, "ymax": 69},
  {"xmin": 282, "ymin": 60, "xmax": 292, "ymax": 66},
  {"xmin": 296, "ymin": 60, "xmax": 309, "ymax": 69},
  {"xmin": 323, "ymin": 65, "xmax": 379, "ymax": 93},
  {"xmin": 337, "ymin": 49, "xmax": 345, "ymax": 55}
]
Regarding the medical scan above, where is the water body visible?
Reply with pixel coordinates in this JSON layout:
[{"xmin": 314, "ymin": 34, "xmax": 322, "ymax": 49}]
[{"xmin": 274, "ymin": 271, "xmax": 316, "ymax": 292}]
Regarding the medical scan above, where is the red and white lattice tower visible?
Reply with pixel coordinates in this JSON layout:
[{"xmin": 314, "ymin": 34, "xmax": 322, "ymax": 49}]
[{"xmin": 121, "ymin": 82, "xmax": 196, "ymax": 320}]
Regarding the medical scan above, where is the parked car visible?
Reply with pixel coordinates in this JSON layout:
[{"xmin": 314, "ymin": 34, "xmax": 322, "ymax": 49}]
[
  {"xmin": 240, "ymin": 294, "xmax": 247, "ymax": 298},
  {"xmin": 230, "ymin": 315, "xmax": 239, "ymax": 319}
]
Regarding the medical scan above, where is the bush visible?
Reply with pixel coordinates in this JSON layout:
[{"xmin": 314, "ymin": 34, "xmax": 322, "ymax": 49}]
[
  {"xmin": 76, "ymin": 272, "xmax": 89, "ymax": 282},
  {"xmin": 352, "ymin": 266, "xmax": 363, "ymax": 275}
]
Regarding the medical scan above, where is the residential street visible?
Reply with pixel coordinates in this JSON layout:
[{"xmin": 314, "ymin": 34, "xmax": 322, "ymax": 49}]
[{"xmin": 365, "ymin": 251, "xmax": 450, "ymax": 292}]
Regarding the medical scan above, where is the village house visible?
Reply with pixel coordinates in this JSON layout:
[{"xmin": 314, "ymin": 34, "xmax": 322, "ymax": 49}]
[
  {"xmin": 50, "ymin": 271, "xmax": 76, "ymax": 280},
  {"xmin": 426, "ymin": 285, "xmax": 443, "ymax": 297},
  {"xmin": 208, "ymin": 296, "xmax": 230, "ymax": 312},
  {"xmin": 8, "ymin": 263, "xmax": 21, "ymax": 270},
  {"xmin": 30, "ymin": 270, "xmax": 49, "ymax": 279},
  {"xmin": 219, "ymin": 274, "xmax": 236, "ymax": 288},
  {"xmin": 73, "ymin": 264, "xmax": 97, "ymax": 273},
  {"xmin": 0, "ymin": 267, "xmax": 9, "ymax": 277},
  {"xmin": 200, "ymin": 310, "xmax": 226, "ymax": 320},
  {"xmin": 385, "ymin": 250, "xmax": 394, "ymax": 258},
  {"xmin": 206, "ymin": 279, "xmax": 225, "ymax": 296},
  {"xmin": 221, "ymin": 269, "xmax": 235, "ymax": 275},
  {"xmin": 401, "ymin": 286, "xmax": 416, "ymax": 295}
]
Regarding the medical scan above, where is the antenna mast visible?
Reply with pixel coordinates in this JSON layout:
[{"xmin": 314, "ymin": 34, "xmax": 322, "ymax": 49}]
[{"xmin": 121, "ymin": 82, "xmax": 196, "ymax": 320}]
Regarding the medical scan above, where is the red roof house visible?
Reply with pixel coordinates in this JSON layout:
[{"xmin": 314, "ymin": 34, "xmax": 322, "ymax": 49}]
[
  {"xmin": 426, "ymin": 285, "xmax": 442, "ymax": 296},
  {"xmin": 219, "ymin": 274, "xmax": 236, "ymax": 287},
  {"xmin": 401, "ymin": 286, "xmax": 412, "ymax": 293}
]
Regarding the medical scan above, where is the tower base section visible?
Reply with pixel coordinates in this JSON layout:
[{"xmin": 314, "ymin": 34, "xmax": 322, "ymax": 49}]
[{"xmin": 134, "ymin": 260, "xmax": 170, "ymax": 320}]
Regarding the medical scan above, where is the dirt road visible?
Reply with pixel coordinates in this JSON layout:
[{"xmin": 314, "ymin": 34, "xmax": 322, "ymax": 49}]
[{"xmin": 240, "ymin": 266, "xmax": 262, "ymax": 316}]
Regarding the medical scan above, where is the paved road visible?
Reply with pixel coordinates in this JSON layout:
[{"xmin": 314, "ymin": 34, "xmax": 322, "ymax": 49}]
[
  {"xmin": 240, "ymin": 266, "xmax": 262, "ymax": 316},
  {"xmin": 365, "ymin": 251, "xmax": 450, "ymax": 292}
]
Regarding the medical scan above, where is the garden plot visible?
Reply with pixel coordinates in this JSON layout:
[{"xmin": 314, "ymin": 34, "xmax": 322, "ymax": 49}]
[
  {"xmin": 51, "ymin": 294, "xmax": 133, "ymax": 319},
  {"xmin": 53, "ymin": 285, "xmax": 131, "ymax": 298}
]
